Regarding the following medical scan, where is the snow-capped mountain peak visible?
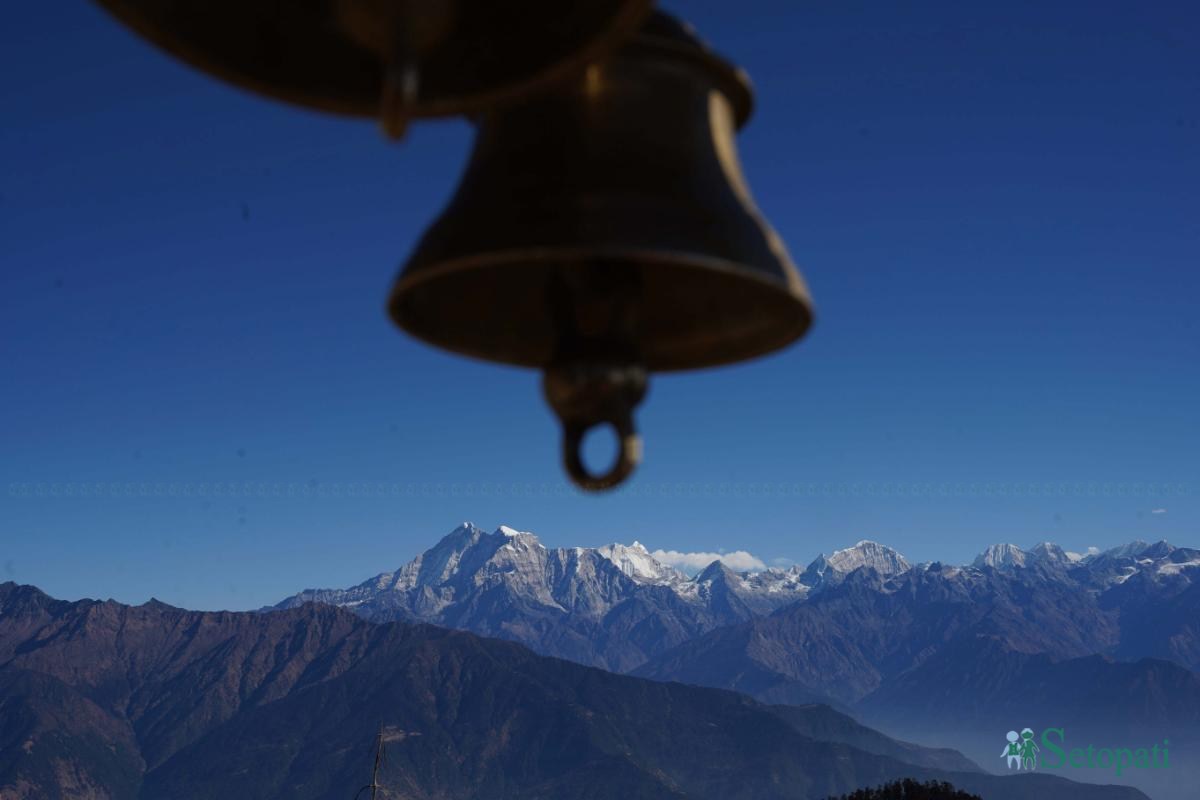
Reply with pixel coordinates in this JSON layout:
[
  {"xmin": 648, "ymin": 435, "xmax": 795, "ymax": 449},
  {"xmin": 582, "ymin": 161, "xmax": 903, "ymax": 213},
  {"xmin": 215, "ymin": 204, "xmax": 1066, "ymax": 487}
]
[
  {"xmin": 695, "ymin": 559, "xmax": 740, "ymax": 583},
  {"xmin": 495, "ymin": 525, "xmax": 545, "ymax": 551},
  {"xmin": 796, "ymin": 541, "xmax": 911, "ymax": 590},
  {"xmin": 825, "ymin": 540, "xmax": 911, "ymax": 576},
  {"xmin": 595, "ymin": 542, "xmax": 686, "ymax": 585},
  {"xmin": 973, "ymin": 543, "xmax": 1027, "ymax": 569},
  {"xmin": 1029, "ymin": 542, "xmax": 1071, "ymax": 564},
  {"xmin": 1102, "ymin": 540, "xmax": 1152, "ymax": 559}
]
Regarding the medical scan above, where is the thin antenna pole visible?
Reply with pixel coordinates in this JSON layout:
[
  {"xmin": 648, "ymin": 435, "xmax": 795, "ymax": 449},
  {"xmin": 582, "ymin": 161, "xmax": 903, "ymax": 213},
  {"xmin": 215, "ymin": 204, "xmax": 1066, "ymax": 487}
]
[
  {"xmin": 370, "ymin": 721, "xmax": 385, "ymax": 800},
  {"xmin": 353, "ymin": 723, "xmax": 387, "ymax": 800}
]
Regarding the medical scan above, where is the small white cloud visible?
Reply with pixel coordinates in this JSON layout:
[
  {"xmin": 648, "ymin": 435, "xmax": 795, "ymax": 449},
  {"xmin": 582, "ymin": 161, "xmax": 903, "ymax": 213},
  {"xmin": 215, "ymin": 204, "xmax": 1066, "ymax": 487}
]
[
  {"xmin": 651, "ymin": 548, "xmax": 766, "ymax": 574},
  {"xmin": 1151, "ymin": 508, "xmax": 1168, "ymax": 515},
  {"xmin": 1086, "ymin": 546, "xmax": 1100, "ymax": 555}
]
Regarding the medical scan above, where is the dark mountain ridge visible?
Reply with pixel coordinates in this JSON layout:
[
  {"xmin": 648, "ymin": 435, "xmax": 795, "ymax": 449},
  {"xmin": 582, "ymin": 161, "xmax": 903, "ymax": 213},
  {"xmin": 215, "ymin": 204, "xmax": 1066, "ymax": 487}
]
[{"xmin": 0, "ymin": 582, "xmax": 1146, "ymax": 800}]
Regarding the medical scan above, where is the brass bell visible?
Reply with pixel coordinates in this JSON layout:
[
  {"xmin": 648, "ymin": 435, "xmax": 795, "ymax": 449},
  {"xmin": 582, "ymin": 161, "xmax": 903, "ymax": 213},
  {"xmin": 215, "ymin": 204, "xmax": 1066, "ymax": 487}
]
[
  {"xmin": 95, "ymin": 0, "xmax": 653, "ymax": 137},
  {"xmin": 390, "ymin": 12, "xmax": 814, "ymax": 490}
]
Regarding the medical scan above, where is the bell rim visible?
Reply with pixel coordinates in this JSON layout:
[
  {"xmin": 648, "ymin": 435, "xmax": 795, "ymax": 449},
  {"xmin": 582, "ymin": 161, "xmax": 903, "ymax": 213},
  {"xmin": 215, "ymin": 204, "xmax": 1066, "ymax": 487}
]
[
  {"xmin": 97, "ymin": 0, "xmax": 655, "ymax": 121},
  {"xmin": 388, "ymin": 247, "xmax": 814, "ymax": 373}
]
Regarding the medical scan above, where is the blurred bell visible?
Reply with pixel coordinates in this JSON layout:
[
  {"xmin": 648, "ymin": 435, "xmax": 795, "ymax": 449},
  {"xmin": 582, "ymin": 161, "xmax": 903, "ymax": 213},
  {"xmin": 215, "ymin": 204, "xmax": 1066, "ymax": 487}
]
[
  {"xmin": 95, "ymin": 0, "xmax": 653, "ymax": 137},
  {"xmin": 390, "ymin": 12, "xmax": 814, "ymax": 491}
]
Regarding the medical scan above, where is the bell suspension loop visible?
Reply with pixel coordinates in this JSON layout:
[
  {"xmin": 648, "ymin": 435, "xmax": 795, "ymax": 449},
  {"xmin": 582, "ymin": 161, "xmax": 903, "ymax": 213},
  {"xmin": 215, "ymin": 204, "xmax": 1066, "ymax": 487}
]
[{"xmin": 543, "ymin": 362, "xmax": 647, "ymax": 491}]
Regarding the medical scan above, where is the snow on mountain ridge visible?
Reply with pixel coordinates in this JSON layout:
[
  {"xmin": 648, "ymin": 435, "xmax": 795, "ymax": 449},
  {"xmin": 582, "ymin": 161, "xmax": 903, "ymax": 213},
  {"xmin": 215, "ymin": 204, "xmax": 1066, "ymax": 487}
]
[
  {"xmin": 595, "ymin": 541, "xmax": 687, "ymax": 585},
  {"xmin": 824, "ymin": 540, "xmax": 911, "ymax": 576},
  {"xmin": 278, "ymin": 524, "xmax": 1188, "ymax": 621},
  {"xmin": 973, "ymin": 543, "xmax": 1028, "ymax": 569},
  {"xmin": 276, "ymin": 524, "xmax": 820, "ymax": 626},
  {"xmin": 1103, "ymin": 540, "xmax": 1153, "ymax": 559},
  {"xmin": 273, "ymin": 525, "xmax": 1193, "ymax": 678}
]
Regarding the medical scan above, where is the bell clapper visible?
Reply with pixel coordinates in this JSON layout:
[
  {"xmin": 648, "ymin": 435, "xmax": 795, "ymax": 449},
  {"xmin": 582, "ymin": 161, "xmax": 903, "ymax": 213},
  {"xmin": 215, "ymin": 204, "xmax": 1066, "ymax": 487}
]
[
  {"xmin": 334, "ymin": 0, "xmax": 458, "ymax": 139},
  {"xmin": 380, "ymin": 59, "xmax": 419, "ymax": 140},
  {"xmin": 543, "ymin": 363, "xmax": 648, "ymax": 491},
  {"xmin": 333, "ymin": 0, "xmax": 444, "ymax": 140}
]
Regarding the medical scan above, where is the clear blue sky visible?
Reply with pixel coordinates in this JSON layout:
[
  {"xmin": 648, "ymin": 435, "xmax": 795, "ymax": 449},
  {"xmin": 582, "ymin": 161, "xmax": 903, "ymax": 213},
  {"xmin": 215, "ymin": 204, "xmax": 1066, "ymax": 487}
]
[{"xmin": 2, "ymin": 1, "xmax": 1196, "ymax": 610}]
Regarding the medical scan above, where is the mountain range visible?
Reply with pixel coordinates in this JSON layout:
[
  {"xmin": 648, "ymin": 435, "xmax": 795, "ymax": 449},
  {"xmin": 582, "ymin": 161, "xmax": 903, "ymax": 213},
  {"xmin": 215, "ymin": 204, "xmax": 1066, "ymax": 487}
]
[
  {"xmin": 274, "ymin": 524, "xmax": 1200, "ymax": 799},
  {"xmin": 275, "ymin": 523, "xmax": 907, "ymax": 672},
  {"xmin": 3, "ymin": 523, "xmax": 1193, "ymax": 798},
  {"xmin": 276, "ymin": 524, "xmax": 1200, "ymax": 677},
  {"xmin": 0, "ymin": 582, "xmax": 1145, "ymax": 800}
]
